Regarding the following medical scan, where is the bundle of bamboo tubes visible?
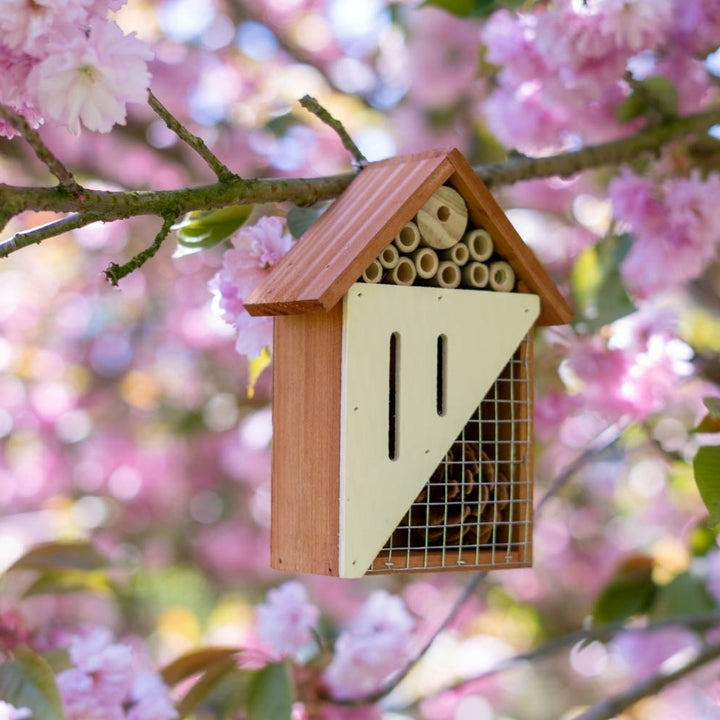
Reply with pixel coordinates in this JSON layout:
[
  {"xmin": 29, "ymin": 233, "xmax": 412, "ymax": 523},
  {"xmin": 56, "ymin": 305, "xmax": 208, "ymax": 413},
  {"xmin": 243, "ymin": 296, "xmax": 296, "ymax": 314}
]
[{"xmin": 360, "ymin": 184, "xmax": 516, "ymax": 292}]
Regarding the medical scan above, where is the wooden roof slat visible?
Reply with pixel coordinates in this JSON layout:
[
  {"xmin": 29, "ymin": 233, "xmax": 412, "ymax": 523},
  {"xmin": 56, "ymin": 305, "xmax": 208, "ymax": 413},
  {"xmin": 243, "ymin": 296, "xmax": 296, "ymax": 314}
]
[{"xmin": 244, "ymin": 148, "xmax": 573, "ymax": 326}]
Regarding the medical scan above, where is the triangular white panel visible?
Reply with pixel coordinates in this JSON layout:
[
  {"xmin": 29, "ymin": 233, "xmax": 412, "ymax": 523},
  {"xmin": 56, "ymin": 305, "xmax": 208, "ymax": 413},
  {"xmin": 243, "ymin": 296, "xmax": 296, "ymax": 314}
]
[{"xmin": 338, "ymin": 283, "xmax": 539, "ymax": 577}]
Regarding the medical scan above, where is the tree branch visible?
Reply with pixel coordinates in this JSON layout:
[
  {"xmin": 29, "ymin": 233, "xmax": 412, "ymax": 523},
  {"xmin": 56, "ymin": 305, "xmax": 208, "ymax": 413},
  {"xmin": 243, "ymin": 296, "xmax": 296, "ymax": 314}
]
[
  {"xmin": 104, "ymin": 213, "xmax": 178, "ymax": 285},
  {"xmin": 475, "ymin": 107, "xmax": 720, "ymax": 186},
  {"xmin": 0, "ymin": 104, "xmax": 79, "ymax": 191},
  {"xmin": 2, "ymin": 105, "xmax": 719, "ymax": 259},
  {"xmin": 574, "ymin": 640, "xmax": 720, "ymax": 720},
  {"xmin": 0, "ymin": 213, "xmax": 101, "ymax": 254},
  {"xmin": 148, "ymin": 91, "xmax": 237, "ymax": 183},
  {"xmin": 299, "ymin": 95, "xmax": 367, "ymax": 165},
  {"xmin": 402, "ymin": 611, "xmax": 720, "ymax": 708}
]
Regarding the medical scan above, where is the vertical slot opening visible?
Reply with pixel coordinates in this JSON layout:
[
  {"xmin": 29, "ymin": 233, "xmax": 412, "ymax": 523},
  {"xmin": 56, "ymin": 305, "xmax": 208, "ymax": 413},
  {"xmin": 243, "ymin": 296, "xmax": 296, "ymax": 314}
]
[
  {"xmin": 388, "ymin": 332, "xmax": 399, "ymax": 460},
  {"xmin": 437, "ymin": 334, "xmax": 447, "ymax": 416}
]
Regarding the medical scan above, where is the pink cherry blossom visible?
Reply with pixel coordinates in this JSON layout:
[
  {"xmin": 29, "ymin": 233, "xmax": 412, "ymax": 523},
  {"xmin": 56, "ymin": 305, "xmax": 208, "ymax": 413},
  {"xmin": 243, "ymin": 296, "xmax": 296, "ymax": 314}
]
[
  {"xmin": 595, "ymin": 0, "xmax": 672, "ymax": 52},
  {"xmin": 255, "ymin": 581, "xmax": 320, "ymax": 661},
  {"xmin": 27, "ymin": 19, "xmax": 153, "ymax": 134},
  {"xmin": 126, "ymin": 671, "xmax": 179, "ymax": 720},
  {"xmin": 324, "ymin": 590, "xmax": 415, "ymax": 700},
  {"xmin": 56, "ymin": 627, "xmax": 176, "ymax": 720},
  {"xmin": 0, "ymin": 0, "xmax": 87, "ymax": 56},
  {"xmin": 609, "ymin": 169, "xmax": 720, "ymax": 299},
  {"xmin": 612, "ymin": 627, "xmax": 701, "ymax": 679},
  {"xmin": 209, "ymin": 216, "xmax": 294, "ymax": 359}
]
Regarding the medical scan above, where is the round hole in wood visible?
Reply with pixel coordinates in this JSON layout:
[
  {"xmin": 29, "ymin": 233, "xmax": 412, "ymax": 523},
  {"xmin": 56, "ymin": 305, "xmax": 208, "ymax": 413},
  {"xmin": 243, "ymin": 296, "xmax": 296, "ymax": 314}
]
[
  {"xmin": 493, "ymin": 267, "xmax": 507, "ymax": 284},
  {"xmin": 436, "ymin": 205, "xmax": 450, "ymax": 222},
  {"xmin": 420, "ymin": 254, "xmax": 434, "ymax": 272},
  {"xmin": 399, "ymin": 226, "xmax": 414, "ymax": 244}
]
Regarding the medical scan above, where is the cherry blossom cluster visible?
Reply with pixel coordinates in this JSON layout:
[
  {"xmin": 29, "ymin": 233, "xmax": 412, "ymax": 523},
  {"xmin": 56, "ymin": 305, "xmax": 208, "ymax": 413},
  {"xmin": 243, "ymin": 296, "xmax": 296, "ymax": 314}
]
[
  {"xmin": 55, "ymin": 627, "xmax": 177, "ymax": 720},
  {"xmin": 482, "ymin": 0, "xmax": 718, "ymax": 151},
  {"xmin": 0, "ymin": 0, "xmax": 152, "ymax": 136},
  {"xmin": 536, "ymin": 304, "xmax": 694, "ymax": 443},
  {"xmin": 255, "ymin": 582, "xmax": 415, "ymax": 702},
  {"xmin": 209, "ymin": 216, "xmax": 294, "ymax": 360},
  {"xmin": 609, "ymin": 169, "xmax": 720, "ymax": 299}
]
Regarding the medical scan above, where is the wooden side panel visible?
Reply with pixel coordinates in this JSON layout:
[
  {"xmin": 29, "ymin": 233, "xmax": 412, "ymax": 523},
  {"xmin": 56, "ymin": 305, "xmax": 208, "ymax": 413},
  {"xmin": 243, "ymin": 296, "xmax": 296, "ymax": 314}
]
[
  {"xmin": 270, "ymin": 306, "xmax": 343, "ymax": 575},
  {"xmin": 446, "ymin": 149, "xmax": 573, "ymax": 327},
  {"xmin": 245, "ymin": 151, "xmax": 453, "ymax": 316}
]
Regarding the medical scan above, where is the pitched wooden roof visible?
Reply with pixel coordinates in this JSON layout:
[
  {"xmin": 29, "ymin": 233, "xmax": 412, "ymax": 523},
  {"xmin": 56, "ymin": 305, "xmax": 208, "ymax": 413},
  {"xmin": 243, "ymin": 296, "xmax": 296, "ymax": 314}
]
[{"xmin": 244, "ymin": 148, "xmax": 572, "ymax": 326}]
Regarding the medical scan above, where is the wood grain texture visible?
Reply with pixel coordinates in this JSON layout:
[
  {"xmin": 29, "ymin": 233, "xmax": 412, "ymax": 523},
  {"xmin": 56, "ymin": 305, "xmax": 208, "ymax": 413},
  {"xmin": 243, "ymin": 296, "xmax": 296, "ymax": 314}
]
[
  {"xmin": 270, "ymin": 305, "xmax": 343, "ymax": 575},
  {"xmin": 245, "ymin": 148, "xmax": 572, "ymax": 326},
  {"xmin": 245, "ymin": 150, "xmax": 453, "ymax": 316}
]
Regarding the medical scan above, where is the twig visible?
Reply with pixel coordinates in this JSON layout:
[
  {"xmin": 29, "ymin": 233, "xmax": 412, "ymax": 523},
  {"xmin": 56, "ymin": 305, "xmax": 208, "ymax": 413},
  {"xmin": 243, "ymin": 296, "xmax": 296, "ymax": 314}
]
[
  {"xmin": 0, "ymin": 213, "xmax": 100, "ymax": 254},
  {"xmin": 535, "ymin": 420, "xmax": 627, "ymax": 515},
  {"xmin": 0, "ymin": 104, "xmax": 79, "ymax": 191},
  {"xmin": 346, "ymin": 571, "xmax": 488, "ymax": 705},
  {"xmin": 574, "ymin": 640, "xmax": 720, "ymax": 720},
  {"xmin": 104, "ymin": 213, "xmax": 177, "ymax": 286},
  {"xmin": 299, "ymin": 95, "xmax": 367, "ymax": 166},
  {"xmin": 148, "ymin": 91, "xmax": 237, "ymax": 183},
  {"xmin": 400, "ymin": 611, "xmax": 720, "ymax": 707}
]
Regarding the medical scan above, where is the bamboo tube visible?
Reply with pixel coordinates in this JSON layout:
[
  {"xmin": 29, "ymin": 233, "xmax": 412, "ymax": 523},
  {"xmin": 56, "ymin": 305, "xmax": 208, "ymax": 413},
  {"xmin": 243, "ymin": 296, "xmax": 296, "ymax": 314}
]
[
  {"xmin": 412, "ymin": 247, "xmax": 440, "ymax": 280},
  {"xmin": 439, "ymin": 242, "xmax": 469, "ymax": 266},
  {"xmin": 361, "ymin": 259, "xmax": 383, "ymax": 284},
  {"xmin": 385, "ymin": 256, "xmax": 417, "ymax": 286},
  {"xmin": 461, "ymin": 261, "xmax": 489, "ymax": 289},
  {"xmin": 378, "ymin": 244, "xmax": 400, "ymax": 270},
  {"xmin": 463, "ymin": 228, "xmax": 494, "ymax": 262},
  {"xmin": 430, "ymin": 261, "xmax": 461, "ymax": 289},
  {"xmin": 393, "ymin": 221, "xmax": 421, "ymax": 253},
  {"xmin": 489, "ymin": 261, "xmax": 515, "ymax": 292},
  {"xmin": 416, "ymin": 186, "xmax": 468, "ymax": 250}
]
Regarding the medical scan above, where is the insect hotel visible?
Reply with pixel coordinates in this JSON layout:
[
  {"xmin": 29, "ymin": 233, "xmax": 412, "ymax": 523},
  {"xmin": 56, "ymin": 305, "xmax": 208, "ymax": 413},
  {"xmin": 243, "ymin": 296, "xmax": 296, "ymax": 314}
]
[{"xmin": 245, "ymin": 148, "xmax": 572, "ymax": 578}]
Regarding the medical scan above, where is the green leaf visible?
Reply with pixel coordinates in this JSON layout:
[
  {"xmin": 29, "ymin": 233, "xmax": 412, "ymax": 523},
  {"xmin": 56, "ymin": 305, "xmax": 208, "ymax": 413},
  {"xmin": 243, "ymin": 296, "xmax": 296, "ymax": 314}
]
[
  {"xmin": 694, "ymin": 445, "xmax": 720, "ymax": 526},
  {"xmin": 616, "ymin": 76, "xmax": 678, "ymax": 124},
  {"xmin": 422, "ymin": 0, "xmax": 497, "ymax": 17},
  {"xmin": 704, "ymin": 397, "xmax": 720, "ymax": 418},
  {"xmin": 286, "ymin": 203, "xmax": 327, "ymax": 239},
  {"xmin": 175, "ymin": 657, "xmax": 242, "ymax": 719},
  {"xmin": 571, "ymin": 234, "xmax": 635, "ymax": 332},
  {"xmin": 592, "ymin": 554, "xmax": 656, "ymax": 623},
  {"xmin": 172, "ymin": 206, "xmax": 252, "ymax": 252},
  {"xmin": 695, "ymin": 414, "xmax": 720, "ymax": 434},
  {"xmin": 247, "ymin": 663, "xmax": 293, "ymax": 720},
  {"xmin": 639, "ymin": 76, "xmax": 678, "ymax": 117},
  {"xmin": 23, "ymin": 569, "xmax": 114, "ymax": 598},
  {"xmin": 694, "ymin": 398, "xmax": 720, "ymax": 433},
  {"xmin": 162, "ymin": 647, "xmax": 242, "ymax": 686},
  {"xmin": 615, "ymin": 92, "xmax": 646, "ymax": 123},
  {"xmin": 5, "ymin": 541, "xmax": 109, "ymax": 575},
  {"xmin": 654, "ymin": 570, "xmax": 715, "ymax": 617},
  {"xmin": 0, "ymin": 646, "xmax": 66, "ymax": 720}
]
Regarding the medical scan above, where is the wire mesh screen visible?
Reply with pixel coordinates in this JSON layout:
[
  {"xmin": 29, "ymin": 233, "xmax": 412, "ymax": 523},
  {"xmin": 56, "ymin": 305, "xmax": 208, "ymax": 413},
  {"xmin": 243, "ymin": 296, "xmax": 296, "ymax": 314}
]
[{"xmin": 369, "ymin": 334, "xmax": 534, "ymax": 573}]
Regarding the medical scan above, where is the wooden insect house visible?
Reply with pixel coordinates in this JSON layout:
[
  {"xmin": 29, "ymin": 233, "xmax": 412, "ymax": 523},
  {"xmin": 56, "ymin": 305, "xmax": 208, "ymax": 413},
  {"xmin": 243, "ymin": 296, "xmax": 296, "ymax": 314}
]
[{"xmin": 245, "ymin": 148, "xmax": 572, "ymax": 578}]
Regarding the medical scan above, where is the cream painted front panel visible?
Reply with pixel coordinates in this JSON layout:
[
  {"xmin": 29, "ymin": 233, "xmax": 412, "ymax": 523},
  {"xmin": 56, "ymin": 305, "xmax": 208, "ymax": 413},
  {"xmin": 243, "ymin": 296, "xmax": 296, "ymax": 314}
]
[{"xmin": 339, "ymin": 283, "xmax": 540, "ymax": 577}]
